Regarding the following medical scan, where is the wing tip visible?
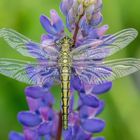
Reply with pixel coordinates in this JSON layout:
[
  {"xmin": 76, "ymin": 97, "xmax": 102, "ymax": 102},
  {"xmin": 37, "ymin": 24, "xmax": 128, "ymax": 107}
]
[
  {"xmin": 0, "ymin": 28, "xmax": 12, "ymax": 37},
  {"xmin": 127, "ymin": 28, "xmax": 138, "ymax": 38}
]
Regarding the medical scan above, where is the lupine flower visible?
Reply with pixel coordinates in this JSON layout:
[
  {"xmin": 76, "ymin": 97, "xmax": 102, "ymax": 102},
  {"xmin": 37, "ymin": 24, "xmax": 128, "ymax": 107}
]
[{"xmin": 9, "ymin": 82, "xmax": 112, "ymax": 140}]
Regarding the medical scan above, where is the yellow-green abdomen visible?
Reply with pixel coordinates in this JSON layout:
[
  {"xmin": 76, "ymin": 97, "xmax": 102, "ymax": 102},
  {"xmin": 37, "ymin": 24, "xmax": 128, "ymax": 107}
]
[
  {"xmin": 59, "ymin": 51, "xmax": 71, "ymax": 130},
  {"xmin": 58, "ymin": 36, "xmax": 73, "ymax": 130},
  {"xmin": 60, "ymin": 66, "xmax": 71, "ymax": 129}
]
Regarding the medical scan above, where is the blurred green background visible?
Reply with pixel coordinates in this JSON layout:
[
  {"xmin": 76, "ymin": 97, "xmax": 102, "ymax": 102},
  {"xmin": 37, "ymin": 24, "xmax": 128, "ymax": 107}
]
[{"xmin": 0, "ymin": 0, "xmax": 140, "ymax": 139}]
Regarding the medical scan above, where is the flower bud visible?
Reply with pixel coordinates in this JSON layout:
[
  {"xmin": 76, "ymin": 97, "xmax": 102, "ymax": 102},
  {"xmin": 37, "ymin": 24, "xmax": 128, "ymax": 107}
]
[
  {"xmin": 78, "ymin": 0, "xmax": 97, "ymax": 7},
  {"xmin": 18, "ymin": 111, "xmax": 42, "ymax": 127}
]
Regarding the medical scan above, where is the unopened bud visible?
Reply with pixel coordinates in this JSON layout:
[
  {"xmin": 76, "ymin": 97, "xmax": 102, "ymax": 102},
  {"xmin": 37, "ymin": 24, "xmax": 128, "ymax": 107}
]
[{"xmin": 78, "ymin": 0, "xmax": 97, "ymax": 7}]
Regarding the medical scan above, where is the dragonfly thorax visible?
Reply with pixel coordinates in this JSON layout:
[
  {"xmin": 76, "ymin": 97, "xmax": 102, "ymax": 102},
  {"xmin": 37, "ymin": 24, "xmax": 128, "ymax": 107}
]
[
  {"xmin": 58, "ymin": 36, "xmax": 73, "ymax": 67},
  {"xmin": 57, "ymin": 36, "xmax": 74, "ymax": 51}
]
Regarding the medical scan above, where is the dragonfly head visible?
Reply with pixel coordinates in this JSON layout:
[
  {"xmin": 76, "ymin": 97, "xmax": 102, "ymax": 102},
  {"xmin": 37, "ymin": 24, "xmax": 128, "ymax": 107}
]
[{"xmin": 56, "ymin": 36, "xmax": 74, "ymax": 51}]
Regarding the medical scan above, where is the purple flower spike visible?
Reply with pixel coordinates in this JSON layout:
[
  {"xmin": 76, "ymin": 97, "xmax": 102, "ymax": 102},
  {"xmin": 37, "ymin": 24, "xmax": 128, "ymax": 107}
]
[
  {"xmin": 9, "ymin": 0, "xmax": 113, "ymax": 139},
  {"xmin": 9, "ymin": 131, "xmax": 24, "ymax": 140},
  {"xmin": 18, "ymin": 111, "xmax": 42, "ymax": 127},
  {"xmin": 81, "ymin": 119, "xmax": 105, "ymax": 133}
]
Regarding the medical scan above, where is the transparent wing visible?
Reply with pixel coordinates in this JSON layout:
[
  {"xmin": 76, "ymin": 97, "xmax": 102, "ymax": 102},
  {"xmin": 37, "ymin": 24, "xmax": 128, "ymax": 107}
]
[
  {"xmin": 71, "ymin": 28, "xmax": 138, "ymax": 60},
  {"xmin": 0, "ymin": 28, "xmax": 59, "ymax": 60},
  {"xmin": 0, "ymin": 58, "xmax": 59, "ymax": 85},
  {"xmin": 73, "ymin": 58, "xmax": 140, "ymax": 85}
]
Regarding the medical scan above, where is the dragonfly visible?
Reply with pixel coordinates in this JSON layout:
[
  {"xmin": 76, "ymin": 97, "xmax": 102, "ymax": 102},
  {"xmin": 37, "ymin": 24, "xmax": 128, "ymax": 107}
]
[{"xmin": 0, "ymin": 28, "xmax": 140, "ymax": 129}]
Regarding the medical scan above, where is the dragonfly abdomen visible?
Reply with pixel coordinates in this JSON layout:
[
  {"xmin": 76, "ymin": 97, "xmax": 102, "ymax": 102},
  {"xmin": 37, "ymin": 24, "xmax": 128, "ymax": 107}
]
[
  {"xmin": 60, "ymin": 67, "xmax": 71, "ymax": 130},
  {"xmin": 58, "ymin": 37, "xmax": 73, "ymax": 130}
]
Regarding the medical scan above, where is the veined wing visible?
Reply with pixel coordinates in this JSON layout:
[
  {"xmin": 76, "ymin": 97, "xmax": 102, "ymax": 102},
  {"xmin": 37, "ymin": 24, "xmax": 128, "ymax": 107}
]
[
  {"xmin": 0, "ymin": 28, "xmax": 58, "ymax": 60},
  {"xmin": 73, "ymin": 58, "xmax": 140, "ymax": 85},
  {"xmin": 71, "ymin": 28, "xmax": 138, "ymax": 60},
  {"xmin": 0, "ymin": 58, "xmax": 59, "ymax": 85}
]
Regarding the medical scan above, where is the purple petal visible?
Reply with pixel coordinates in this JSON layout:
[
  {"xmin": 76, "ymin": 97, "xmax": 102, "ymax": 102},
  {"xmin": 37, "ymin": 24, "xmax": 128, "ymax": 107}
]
[
  {"xmin": 96, "ymin": 25, "xmax": 109, "ymax": 37},
  {"xmin": 87, "ymin": 25, "xmax": 109, "ymax": 40},
  {"xmin": 41, "ymin": 38, "xmax": 55, "ymax": 47},
  {"xmin": 69, "ymin": 112, "xmax": 79, "ymax": 126},
  {"xmin": 80, "ymin": 93, "xmax": 99, "ymax": 108},
  {"xmin": 60, "ymin": 0, "xmax": 73, "ymax": 16},
  {"xmin": 24, "ymin": 128, "xmax": 39, "ymax": 140},
  {"xmin": 50, "ymin": 9, "xmax": 64, "ymax": 34},
  {"xmin": 41, "ymin": 92, "xmax": 55, "ymax": 106},
  {"xmin": 38, "ymin": 122, "xmax": 52, "ymax": 136},
  {"xmin": 94, "ymin": 0, "xmax": 103, "ymax": 13},
  {"xmin": 91, "ymin": 137, "xmax": 105, "ymax": 140},
  {"xmin": 39, "ymin": 107, "xmax": 55, "ymax": 121},
  {"xmin": 26, "ymin": 89, "xmax": 54, "ymax": 111},
  {"xmin": 66, "ymin": 15, "xmax": 73, "ymax": 32},
  {"xmin": 25, "ymin": 86, "xmax": 45, "ymax": 99},
  {"xmin": 90, "ymin": 12, "xmax": 103, "ymax": 26},
  {"xmin": 43, "ymin": 78, "xmax": 54, "ymax": 90},
  {"xmin": 18, "ymin": 111, "xmax": 42, "ymax": 127},
  {"xmin": 63, "ymin": 124, "xmax": 80, "ymax": 138},
  {"xmin": 69, "ymin": 92, "xmax": 74, "ymax": 113},
  {"xmin": 9, "ymin": 131, "xmax": 24, "ymax": 140},
  {"xmin": 92, "ymin": 82, "xmax": 112, "ymax": 95},
  {"xmin": 26, "ymin": 97, "xmax": 41, "ymax": 111},
  {"xmin": 80, "ymin": 16, "xmax": 91, "ymax": 37},
  {"xmin": 44, "ymin": 135, "xmax": 51, "ymax": 140},
  {"xmin": 41, "ymin": 34, "xmax": 52, "ymax": 42},
  {"xmin": 87, "ymin": 28, "xmax": 99, "ymax": 39},
  {"xmin": 50, "ymin": 115, "xmax": 59, "ymax": 137},
  {"xmin": 66, "ymin": 8, "xmax": 77, "ymax": 32},
  {"xmin": 63, "ymin": 126, "xmax": 73, "ymax": 140},
  {"xmin": 79, "ymin": 106, "xmax": 96, "ymax": 119},
  {"xmin": 95, "ymin": 100, "xmax": 105, "ymax": 116},
  {"xmin": 81, "ymin": 119, "xmax": 105, "ymax": 133},
  {"xmin": 76, "ymin": 127, "xmax": 91, "ymax": 140},
  {"xmin": 40, "ymin": 15, "xmax": 57, "ymax": 35},
  {"xmin": 71, "ymin": 75, "xmax": 85, "ymax": 92}
]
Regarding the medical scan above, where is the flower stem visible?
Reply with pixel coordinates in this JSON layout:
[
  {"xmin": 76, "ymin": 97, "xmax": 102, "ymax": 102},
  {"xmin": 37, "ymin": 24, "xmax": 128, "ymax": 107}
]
[
  {"xmin": 73, "ymin": 13, "xmax": 84, "ymax": 45},
  {"xmin": 56, "ymin": 112, "xmax": 62, "ymax": 140}
]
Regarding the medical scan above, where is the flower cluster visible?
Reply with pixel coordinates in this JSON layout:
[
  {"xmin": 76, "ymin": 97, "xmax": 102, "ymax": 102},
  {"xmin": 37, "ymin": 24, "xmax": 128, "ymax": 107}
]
[
  {"xmin": 9, "ymin": 86, "xmax": 59, "ymax": 140},
  {"xmin": 9, "ymin": 82, "xmax": 112, "ymax": 140},
  {"xmin": 9, "ymin": 0, "xmax": 112, "ymax": 140}
]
